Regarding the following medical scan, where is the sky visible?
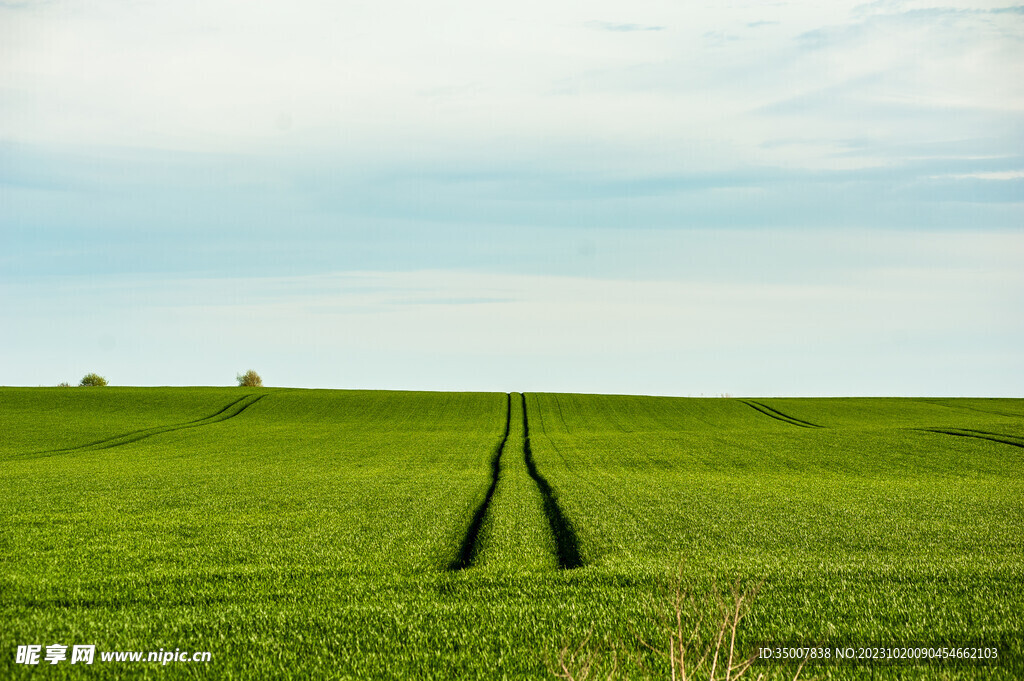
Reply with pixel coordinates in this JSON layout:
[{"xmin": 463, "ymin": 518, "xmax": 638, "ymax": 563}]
[{"xmin": 1, "ymin": 0, "xmax": 1022, "ymax": 395}]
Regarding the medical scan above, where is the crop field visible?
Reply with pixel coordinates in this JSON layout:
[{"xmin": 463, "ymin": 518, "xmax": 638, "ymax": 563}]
[{"xmin": 1, "ymin": 388, "xmax": 1022, "ymax": 679}]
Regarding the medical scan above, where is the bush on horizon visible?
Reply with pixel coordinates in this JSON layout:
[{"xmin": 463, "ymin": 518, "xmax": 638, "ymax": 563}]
[{"xmin": 237, "ymin": 370, "xmax": 263, "ymax": 388}]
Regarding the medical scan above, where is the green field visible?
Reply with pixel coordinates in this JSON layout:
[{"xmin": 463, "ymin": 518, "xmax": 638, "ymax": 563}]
[{"xmin": 1, "ymin": 388, "xmax": 1022, "ymax": 679}]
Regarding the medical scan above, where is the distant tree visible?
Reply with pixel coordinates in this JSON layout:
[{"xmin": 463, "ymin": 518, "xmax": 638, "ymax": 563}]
[
  {"xmin": 57, "ymin": 382, "xmax": 71, "ymax": 388},
  {"xmin": 79, "ymin": 373, "xmax": 108, "ymax": 387},
  {"xmin": 236, "ymin": 370, "xmax": 263, "ymax": 387}
]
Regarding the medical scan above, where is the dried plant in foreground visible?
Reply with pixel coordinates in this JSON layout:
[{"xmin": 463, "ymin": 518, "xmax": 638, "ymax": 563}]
[
  {"xmin": 637, "ymin": 572, "xmax": 808, "ymax": 681},
  {"xmin": 551, "ymin": 630, "xmax": 619, "ymax": 681},
  {"xmin": 552, "ymin": 569, "xmax": 809, "ymax": 681}
]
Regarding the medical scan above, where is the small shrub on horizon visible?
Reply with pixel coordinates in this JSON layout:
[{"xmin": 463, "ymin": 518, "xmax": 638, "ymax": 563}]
[
  {"xmin": 236, "ymin": 370, "xmax": 263, "ymax": 388},
  {"xmin": 79, "ymin": 373, "xmax": 108, "ymax": 387},
  {"xmin": 57, "ymin": 382, "xmax": 71, "ymax": 388}
]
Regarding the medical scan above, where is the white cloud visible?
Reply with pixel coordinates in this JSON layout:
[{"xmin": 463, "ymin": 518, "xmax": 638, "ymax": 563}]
[
  {"xmin": 2, "ymin": 3, "xmax": 1021, "ymax": 395},
  {"xmin": 935, "ymin": 170, "xmax": 1024, "ymax": 180},
  {"xmin": 2, "ymin": 0, "xmax": 1020, "ymax": 174}
]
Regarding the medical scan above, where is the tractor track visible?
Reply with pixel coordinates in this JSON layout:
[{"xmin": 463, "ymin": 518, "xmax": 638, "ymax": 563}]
[
  {"xmin": 450, "ymin": 393, "xmax": 583, "ymax": 571},
  {"xmin": 916, "ymin": 399, "xmax": 1024, "ymax": 420},
  {"xmin": 450, "ymin": 393, "xmax": 510, "ymax": 570},
  {"xmin": 918, "ymin": 428, "xmax": 1024, "ymax": 450},
  {"xmin": 522, "ymin": 393, "xmax": 583, "ymax": 569},
  {"xmin": 740, "ymin": 400, "xmax": 822, "ymax": 429},
  {"xmin": 554, "ymin": 394, "xmax": 570, "ymax": 433},
  {"xmin": 29, "ymin": 394, "xmax": 266, "ymax": 457}
]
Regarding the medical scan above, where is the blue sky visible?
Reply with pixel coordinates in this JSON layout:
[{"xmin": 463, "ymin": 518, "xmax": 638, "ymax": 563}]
[{"xmin": 2, "ymin": 0, "xmax": 1022, "ymax": 395}]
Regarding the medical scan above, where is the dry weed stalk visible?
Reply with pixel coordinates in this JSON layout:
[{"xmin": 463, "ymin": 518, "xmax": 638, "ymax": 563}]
[
  {"xmin": 553, "ymin": 569, "xmax": 807, "ymax": 681},
  {"xmin": 552, "ymin": 629, "xmax": 619, "ymax": 681},
  {"xmin": 637, "ymin": 569, "xmax": 807, "ymax": 681},
  {"xmin": 648, "ymin": 576, "xmax": 761, "ymax": 680}
]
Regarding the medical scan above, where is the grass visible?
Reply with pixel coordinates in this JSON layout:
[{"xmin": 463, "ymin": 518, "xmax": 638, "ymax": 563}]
[
  {"xmin": 527, "ymin": 393, "xmax": 1024, "ymax": 678},
  {"xmin": 1, "ymin": 388, "xmax": 1022, "ymax": 679}
]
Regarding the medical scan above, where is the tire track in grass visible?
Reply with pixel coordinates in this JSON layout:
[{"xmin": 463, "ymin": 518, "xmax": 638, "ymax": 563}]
[
  {"xmin": 50, "ymin": 395, "xmax": 251, "ymax": 450},
  {"xmin": 450, "ymin": 393, "xmax": 511, "ymax": 570},
  {"xmin": 544, "ymin": 434, "xmax": 673, "ymax": 550},
  {"xmin": 29, "ymin": 394, "xmax": 266, "ymax": 457},
  {"xmin": 553, "ymin": 394, "xmax": 571, "ymax": 433},
  {"xmin": 916, "ymin": 398, "xmax": 1024, "ymax": 420},
  {"xmin": 918, "ymin": 428, "xmax": 1024, "ymax": 450},
  {"xmin": 740, "ymin": 399, "xmax": 822, "ymax": 429},
  {"xmin": 522, "ymin": 393, "xmax": 583, "ymax": 569},
  {"xmin": 529, "ymin": 400, "xmax": 662, "ymax": 552}
]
